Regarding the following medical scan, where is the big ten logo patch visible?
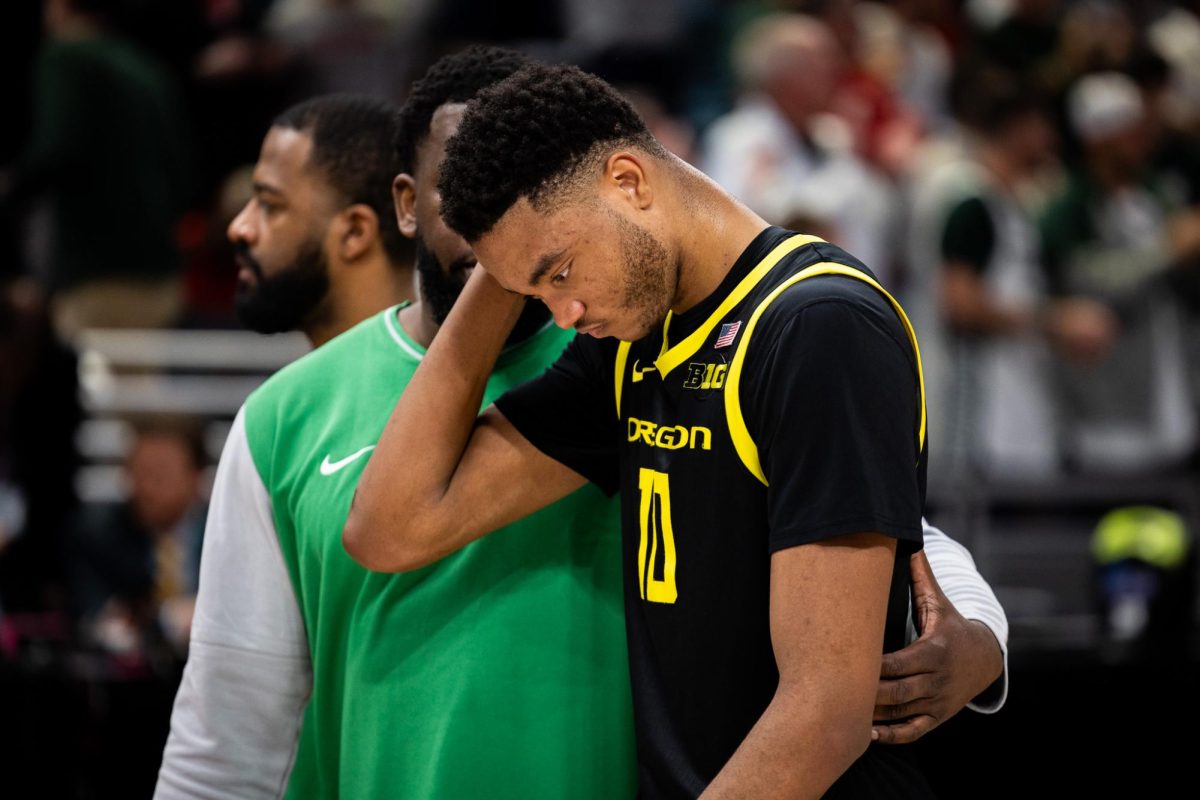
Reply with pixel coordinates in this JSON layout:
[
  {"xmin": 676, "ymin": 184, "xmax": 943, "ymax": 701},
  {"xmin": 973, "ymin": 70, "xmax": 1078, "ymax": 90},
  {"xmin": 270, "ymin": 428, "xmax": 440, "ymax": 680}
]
[{"xmin": 682, "ymin": 355, "xmax": 729, "ymax": 400}]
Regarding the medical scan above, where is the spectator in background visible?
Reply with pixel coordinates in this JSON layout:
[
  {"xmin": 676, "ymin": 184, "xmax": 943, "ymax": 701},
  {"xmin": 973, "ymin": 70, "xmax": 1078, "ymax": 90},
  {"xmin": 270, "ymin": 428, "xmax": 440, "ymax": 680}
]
[
  {"xmin": 965, "ymin": 0, "xmax": 1139, "ymax": 168},
  {"xmin": 702, "ymin": 13, "xmax": 898, "ymax": 282},
  {"xmin": 1, "ymin": 0, "xmax": 190, "ymax": 343},
  {"xmin": 70, "ymin": 418, "xmax": 207, "ymax": 658},
  {"xmin": 920, "ymin": 73, "xmax": 1117, "ymax": 479},
  {"xmin": 805, "ymin": 0, "xmax": 932, "ymax": 176},
  {"xmin": 1041, "ymin": 71, "xmax": 1200, "ymax": 472}
]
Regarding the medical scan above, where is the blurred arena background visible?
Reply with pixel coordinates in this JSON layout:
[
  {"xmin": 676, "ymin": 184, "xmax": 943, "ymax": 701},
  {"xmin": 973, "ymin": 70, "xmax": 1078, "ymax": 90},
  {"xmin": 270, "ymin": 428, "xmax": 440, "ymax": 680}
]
[{"xmin": 1, "ymin": 0, "xmax": 1198, "ymax": 796}]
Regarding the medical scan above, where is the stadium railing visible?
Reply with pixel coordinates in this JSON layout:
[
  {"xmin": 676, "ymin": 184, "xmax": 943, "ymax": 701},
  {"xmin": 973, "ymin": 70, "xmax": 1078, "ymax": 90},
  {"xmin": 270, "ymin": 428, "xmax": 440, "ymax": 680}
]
[{"xmin": 74, "ymin": 327, "xmax": 310, "ymax": 502}]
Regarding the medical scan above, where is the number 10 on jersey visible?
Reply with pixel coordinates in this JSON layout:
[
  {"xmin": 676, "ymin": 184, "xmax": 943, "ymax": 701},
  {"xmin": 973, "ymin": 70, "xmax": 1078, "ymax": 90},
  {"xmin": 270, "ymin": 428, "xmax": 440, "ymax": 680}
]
[{"xmin": 637, "ymin": 468, "xmax": 679, "ymax": 604}]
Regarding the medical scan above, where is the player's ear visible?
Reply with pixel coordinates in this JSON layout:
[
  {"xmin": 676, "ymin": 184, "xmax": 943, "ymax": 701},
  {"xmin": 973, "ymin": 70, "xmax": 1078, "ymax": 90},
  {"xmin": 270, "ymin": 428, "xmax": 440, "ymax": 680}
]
[
  {"xmin": 338, "ymin": 204, "xmax": 379, "ymax": 262},
  {"xmin": 606, "ymin": 152, "xmax": 652, "ymax": 210},
  {"xmin": 393, "ymin": 173, "xmax": 417, "ymax": 239}
]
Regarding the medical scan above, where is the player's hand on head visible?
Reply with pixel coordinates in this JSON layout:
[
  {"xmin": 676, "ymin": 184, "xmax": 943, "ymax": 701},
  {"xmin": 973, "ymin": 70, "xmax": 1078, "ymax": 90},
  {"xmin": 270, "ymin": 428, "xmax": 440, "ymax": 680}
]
[{"xmin": 870, "ymin": 550, "xmax": 1003, "ymax": 745}]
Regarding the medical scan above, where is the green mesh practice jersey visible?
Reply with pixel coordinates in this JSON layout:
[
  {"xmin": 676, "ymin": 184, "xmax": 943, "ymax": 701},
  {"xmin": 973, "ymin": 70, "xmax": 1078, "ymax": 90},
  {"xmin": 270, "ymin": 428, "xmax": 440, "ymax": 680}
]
[{"xmin": 157, "ymin": 306, "xmax": 635, "ymax": 799}]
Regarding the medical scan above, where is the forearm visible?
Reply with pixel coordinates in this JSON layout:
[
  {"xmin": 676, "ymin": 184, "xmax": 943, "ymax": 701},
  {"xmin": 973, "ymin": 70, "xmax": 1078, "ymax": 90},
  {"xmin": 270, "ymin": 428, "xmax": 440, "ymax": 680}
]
[
  {"xmin": 705, "ymin": 536, "xmax": 894, "ymax": 797},
  {"xmin": 702, "ymin": 688, "xmax": 870, "ymax": 799},
  {"xmin": 344, "ymin": 268, "xmax": 525, "ymax": 569},
  {"xmin": 921, "ymin": 525, "xmax": 1008, "ymax": 710}
]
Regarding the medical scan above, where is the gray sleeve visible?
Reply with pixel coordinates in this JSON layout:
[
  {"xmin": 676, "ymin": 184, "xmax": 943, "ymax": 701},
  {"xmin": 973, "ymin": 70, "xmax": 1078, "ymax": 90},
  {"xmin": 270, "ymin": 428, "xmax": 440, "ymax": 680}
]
[
  {"xmin": 921, "ymin": 518, "xmax": 1009, "ymax": 714},
  {"xmin": 154, "ymin": 409, "xmax": 312, "ymax": 799}
]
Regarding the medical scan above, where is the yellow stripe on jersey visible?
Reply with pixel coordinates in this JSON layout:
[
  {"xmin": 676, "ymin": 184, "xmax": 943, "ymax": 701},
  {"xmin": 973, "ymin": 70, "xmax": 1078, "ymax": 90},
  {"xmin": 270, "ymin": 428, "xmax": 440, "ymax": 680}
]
[
  {"xmin": 724, "ymin": 263, "xmax": 928, "ymax": 486},
  {"xmin": 614, "ymin": 340, "xmax": 632, "ymax": 417},
  {"xmin": 650, "ymin": 234, "xmax": 824, "ymax": 379},
  {"xmin": 614, "ymin": 234, "xmax": 823, "ymax": 417}
]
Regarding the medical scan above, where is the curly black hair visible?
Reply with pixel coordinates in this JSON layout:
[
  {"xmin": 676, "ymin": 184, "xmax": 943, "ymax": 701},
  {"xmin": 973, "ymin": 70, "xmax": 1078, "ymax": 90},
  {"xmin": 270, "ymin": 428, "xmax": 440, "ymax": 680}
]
[
  {"xmin": 274, "ymin": 95, "xmax": 407, "ymax": 266},
  {"xmin": 395, "ymin": 46, "xmax": 534, "ymax": 176},
  {"xmin": 439, "ymin": 63, "xmax": 666, "ymax": 242}
]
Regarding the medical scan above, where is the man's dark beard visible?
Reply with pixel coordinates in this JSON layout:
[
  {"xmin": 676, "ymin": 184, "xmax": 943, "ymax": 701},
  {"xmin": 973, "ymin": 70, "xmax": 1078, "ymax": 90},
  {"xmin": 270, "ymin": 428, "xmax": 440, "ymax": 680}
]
[
  {"xmin": 414, "ymin": 234, "xmax": 550, "ymax": 345},
  {"xmin": 234, "ymin": 239, "xmax": 331, "ymax": 334},
  {"xmin": 414, "ymin": 235, "xmax": 467, "ymax": 326}
]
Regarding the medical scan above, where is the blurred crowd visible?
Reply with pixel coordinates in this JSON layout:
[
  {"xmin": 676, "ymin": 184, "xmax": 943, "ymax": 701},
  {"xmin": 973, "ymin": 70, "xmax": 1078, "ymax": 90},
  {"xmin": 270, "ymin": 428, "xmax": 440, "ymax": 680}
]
[{"xmin": 1, "ymin": 0, "xmax": 1200, "ymax": 790}]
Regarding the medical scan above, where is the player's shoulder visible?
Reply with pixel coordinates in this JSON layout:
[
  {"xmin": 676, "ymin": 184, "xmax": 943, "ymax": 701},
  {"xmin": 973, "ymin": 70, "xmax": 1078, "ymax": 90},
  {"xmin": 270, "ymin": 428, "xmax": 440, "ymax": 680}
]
[
  {"xmin": 246, "ymin": 308, "xmax": 394, "ymax": 414},
  {"xmin": 760, "ymin": 240, "xmax": 895, "ymax": 320},
  {"xmin": 738, "ymin": 240, "xmax": 913, "ymax": 370}
]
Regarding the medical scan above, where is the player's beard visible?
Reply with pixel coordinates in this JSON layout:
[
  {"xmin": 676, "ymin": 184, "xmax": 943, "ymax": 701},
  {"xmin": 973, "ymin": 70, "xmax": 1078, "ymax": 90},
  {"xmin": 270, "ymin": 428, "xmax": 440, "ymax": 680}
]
[
  {"xmin": 414, "ymin": 233, "xmax": 550, "ymax": 344},
  {"xmin": 414, "ymin": 234, "xmax": 470, "ymax": 326},
  {"xmin": 614, "ymin": 212, "xmax": 675, "ymax": 340},
  {"xmin": 234, "ymin": 239, "xmax": 331, "ymax": 335}
]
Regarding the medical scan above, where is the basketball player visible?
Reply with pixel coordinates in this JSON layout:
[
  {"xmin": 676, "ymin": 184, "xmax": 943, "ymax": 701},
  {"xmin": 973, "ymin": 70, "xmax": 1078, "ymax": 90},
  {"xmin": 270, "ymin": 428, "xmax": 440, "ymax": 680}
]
[{"xmin": 345, "ymin": 62, "xmax": 1006, "ymax": 797}]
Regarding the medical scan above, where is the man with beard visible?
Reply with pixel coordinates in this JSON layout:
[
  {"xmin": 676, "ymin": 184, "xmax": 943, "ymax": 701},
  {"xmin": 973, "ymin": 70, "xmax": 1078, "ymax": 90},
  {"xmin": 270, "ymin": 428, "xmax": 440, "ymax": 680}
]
[
  {"xmin": 159, "ymin": 49, "xmax": 1005, "ymax": 799},
  {"xmin": 228, "ymin": 97, "xmax": 414, "ymax": 344},
  {"xmin": 344, "ymin": 62, "xmax": 1008, "ymax": 798},
  {"xmin": 155, "ymin": 81, "xmax": 636, "ymax": 799}
]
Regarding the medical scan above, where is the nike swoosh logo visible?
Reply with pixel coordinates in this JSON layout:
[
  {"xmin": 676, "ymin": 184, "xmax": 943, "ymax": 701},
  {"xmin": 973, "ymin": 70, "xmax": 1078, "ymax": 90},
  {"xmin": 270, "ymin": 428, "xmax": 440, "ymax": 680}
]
[
  {"xmin": 630, "ymin": 359, "xmax": 657, "ymax": 383},
  {"xmin": 319, "ymin": 445, "xmax": 376, "ymax": 476}
]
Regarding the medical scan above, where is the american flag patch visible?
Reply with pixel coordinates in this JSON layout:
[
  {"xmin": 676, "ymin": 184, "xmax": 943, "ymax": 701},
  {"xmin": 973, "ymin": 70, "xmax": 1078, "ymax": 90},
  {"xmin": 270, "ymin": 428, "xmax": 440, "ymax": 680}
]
[{"xmin": 714, "ymin": 321, "xmax": 742, "ymax": 349}]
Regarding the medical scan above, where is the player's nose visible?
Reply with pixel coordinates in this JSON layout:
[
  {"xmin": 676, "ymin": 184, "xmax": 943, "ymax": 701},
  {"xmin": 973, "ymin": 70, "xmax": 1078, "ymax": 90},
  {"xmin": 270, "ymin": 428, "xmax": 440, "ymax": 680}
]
[
  {"xmin": 549, "ymin": 298, "xmax": 586, "ymax": 330},
  {"xmin": 228, "ymin": 201, "xmax": 255, "ymax": 245}
]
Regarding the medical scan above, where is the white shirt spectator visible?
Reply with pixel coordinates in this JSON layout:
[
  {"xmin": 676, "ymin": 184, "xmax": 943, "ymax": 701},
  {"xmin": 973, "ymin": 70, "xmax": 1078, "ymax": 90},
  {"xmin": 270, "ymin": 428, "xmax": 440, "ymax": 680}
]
[{"xmin": 703, "ymin": 96, "xmax": 899, "ymax": 283}]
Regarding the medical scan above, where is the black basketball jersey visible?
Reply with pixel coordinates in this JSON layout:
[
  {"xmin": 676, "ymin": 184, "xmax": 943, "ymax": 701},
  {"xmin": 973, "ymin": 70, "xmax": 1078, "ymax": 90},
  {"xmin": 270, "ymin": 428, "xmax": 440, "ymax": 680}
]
[{"xmin": 497, "ymin": 227, "xmax": 933, "ymax": 798}]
